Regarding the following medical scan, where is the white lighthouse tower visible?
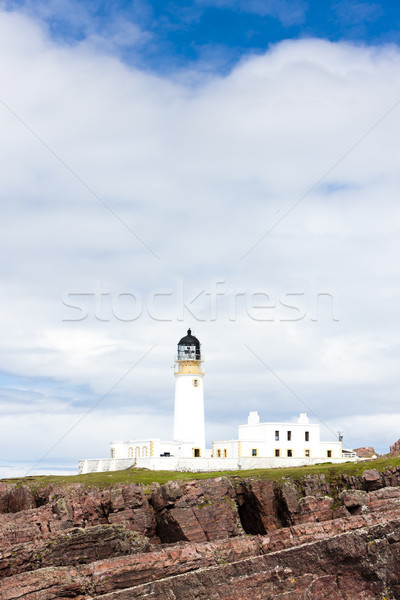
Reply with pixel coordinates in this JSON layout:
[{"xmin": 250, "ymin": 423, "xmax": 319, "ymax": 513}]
[{"xmin": 173, "ymin": 329, "xmax": 205, "ymax": 456}]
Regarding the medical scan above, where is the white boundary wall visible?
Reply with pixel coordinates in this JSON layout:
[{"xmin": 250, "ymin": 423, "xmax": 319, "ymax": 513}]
[
  {"xmin": 79, "ymin": 455, "xmax": 356, "ymax": 474},
  {"xmin": 78, "ymin": 458, "xmax": 136, "ymax": 474}
]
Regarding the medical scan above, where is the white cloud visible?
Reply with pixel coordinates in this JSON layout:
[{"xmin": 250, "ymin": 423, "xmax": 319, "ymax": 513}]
[{"xmin": 0, "ymin": 9, "xmax": 400, "ymax": 474}]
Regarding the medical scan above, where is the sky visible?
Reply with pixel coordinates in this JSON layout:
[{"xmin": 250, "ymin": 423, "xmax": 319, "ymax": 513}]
[{"xmin": 1, "ymin": 0, "xmax": 400, "ymax": 477}]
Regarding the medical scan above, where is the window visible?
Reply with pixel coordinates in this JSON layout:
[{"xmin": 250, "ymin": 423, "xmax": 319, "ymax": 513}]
[
  {"xmin": 110, "ymin": 448, "xmax": 115, "ymax": 458},
  {"xmin": 275, "ymin": 449, "xmax": 280, "ymax": 457},
  {"xmin": 194, "ymin": 448, "xmax": 201, "ymax": 457},
  {"xmin": 128, "ymin": 447, "xmax": 133, "ymax": 458},
  {"xmin": 135, "ymin": 446, "xmax": 140, "ymax": 458},
  {"xmin": 275, "ymin": 430, "xmax": 279, "ymax": 441},
  {"xmin": 217, "ymin": 449, "xmax": 221, "ymax": 458},
  {"xmin": 327, "ymin": 450, "xmax": 332, "ymax": 458},
  {"xmin": 287, "ymin": 449, "xmax": 293, "ymax": 457},
  {"xmin": 223, "ymin": 449, "xmax": 227, "ymax": 457},
  {"xmin": 287, "ymin": 431, "xmax": 292, "ymax": 441},
  {"xmin": 192, "ymin": 379, "xmax": 199, "ymax": 387},
  {"xmin": 305, "ymin": 449, "xmax": 310, "ymax": 458},
  {"xmin": 252, "ymin": 448, "xmax": 258, "ymax": 457},
  {"xmin": 305, "ymin": 431, "xmax": 310, "ymax": 442},
  {"xmin": 142, "ymin": 446, "xmax": 148, "ymax": 457}
]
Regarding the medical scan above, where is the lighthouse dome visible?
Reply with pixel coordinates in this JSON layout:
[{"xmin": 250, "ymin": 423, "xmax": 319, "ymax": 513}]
[
  {"xmin": 177, "ymin": 329, "xmax": 201, "ymax": 360},
  {"xmin": 178, "ymin": 328, "xmax": 200, "ymax": 347}
]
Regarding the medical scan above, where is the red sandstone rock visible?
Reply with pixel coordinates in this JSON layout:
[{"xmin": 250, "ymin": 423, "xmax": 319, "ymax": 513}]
[
  {"xmin": 362, "ymin": 468, "xmax": 383, "ymax": 491},
  {"xmin": 366, "ymin": 486, "xmax": 400, "ymax": 513},
  {"xmin": 0, "ymin": 483, "xmax": 14, "ymax": 513},
  {"xmin": 3, "ymin": 468, "xmax": 400, "ymax": 598},
  {"xmin": 391, "ymin": 438, "xmax": 400, "ymax": 455},
  {"xmin": 301, "ymin": 473, "xmax": 330, "ymax": 497},
  {"xmin": 8, "ymin": 485, "xmax": 36, "ymax": 513},
  {"xmin": 0, "ymin": 566, "xmax": 91, "ymax": 600},
  {"xmin": 234, "ymin": 478, "xmax": 280, "ymax": 534},
  {"xmin": 0, "ymin": 504, "xmax": 60, "ymax": 547},
  {"xmin": 339, "ymin": 489, "xmax": 368, "ymax": 514},
  {"xmin": 353, "ymin": 446, "xmax": 376, "ymax": 458},
  {"xmin": 46, "ymin": 483, "xmax": 157, "ymax": 539},
  {"xmin": 274, "ymin": 481, "xmax": 299, "ymax": 525},
  {"xmin": 381, "ymin": 465, "xmax": 400, "ymax": 488},
  {"xmin": 0, "ymin": 523, "xmax": 150, "ymax": 578},
  {"xmin": 294, "ymin": 495, "xmax": 333, "ymax": 523},
  {"xmin": 150, "ymin": 477, "xmax": 243, "ymax": 543},
  {"xmin": 0, "ymin": 484, "xmax": 36, "ymax": 514},
  {"xmin": 4, "ymin": 518, "xmax": 399, "ymax": 600}
]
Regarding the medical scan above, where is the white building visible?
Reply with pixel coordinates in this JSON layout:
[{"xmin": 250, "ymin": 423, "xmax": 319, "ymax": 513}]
[
  {"xmin": 212, "ymin": 411, "xmax": 343, "ymax": 461},
  {"xmin": 79, "ymin": 330, "xmax": 356, "ymax": 474}
]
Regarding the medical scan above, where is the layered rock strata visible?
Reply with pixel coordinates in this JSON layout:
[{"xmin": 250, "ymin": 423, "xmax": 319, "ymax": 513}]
[{"xmin": 1, "ymin": 466, "xmax": 400, "ymax": 598}]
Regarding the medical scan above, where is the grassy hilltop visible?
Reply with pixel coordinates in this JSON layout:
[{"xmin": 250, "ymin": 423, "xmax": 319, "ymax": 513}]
[{"xmin": 2, "ymin": 455, "xmax": 400, "ymax": 490}]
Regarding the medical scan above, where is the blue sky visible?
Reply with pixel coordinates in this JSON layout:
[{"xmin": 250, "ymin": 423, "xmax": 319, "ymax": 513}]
[
  {"xmin": 5, "ymin": 0, "xmax": 400, "ymax": 73},
  {"xmin": 1, "ymin": 1, "xmax": 400, "ymax": 476}
]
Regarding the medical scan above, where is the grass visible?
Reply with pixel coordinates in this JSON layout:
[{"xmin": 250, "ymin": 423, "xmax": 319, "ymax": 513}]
[{"xmin": 2, "ymin": 456, "xmax": 400, "ymax": 491}]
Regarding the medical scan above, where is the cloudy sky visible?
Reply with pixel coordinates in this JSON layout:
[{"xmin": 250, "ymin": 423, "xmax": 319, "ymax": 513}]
[{"xmin": 1, "ymin": 0, "xmax": 400, "ymax": 477}]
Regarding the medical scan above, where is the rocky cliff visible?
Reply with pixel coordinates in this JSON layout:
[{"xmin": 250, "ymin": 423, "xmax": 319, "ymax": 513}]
[
  {"xmin": 2, "ymin": 466, "xmax": 400, "ymax": 598},
  {"xmin": 353, "ymin": 446, "xmax": 377, "ymax": 458},
  {"xmin": 391, "ymin": 439, "xmax": 400, "ymax": 456}
]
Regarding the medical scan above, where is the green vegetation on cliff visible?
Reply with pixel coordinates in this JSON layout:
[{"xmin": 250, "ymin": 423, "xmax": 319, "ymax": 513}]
[{"xmin": 2, "ymin": 455, "xmax": 400, "ymax": 490}]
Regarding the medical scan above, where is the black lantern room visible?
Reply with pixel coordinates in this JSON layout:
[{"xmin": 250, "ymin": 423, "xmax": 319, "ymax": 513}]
[{"xmin": 177, "ymin": 328, "xmax": 201, "ymax": 360}]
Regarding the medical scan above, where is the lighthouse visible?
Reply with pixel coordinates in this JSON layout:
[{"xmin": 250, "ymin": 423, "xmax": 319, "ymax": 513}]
[
  {"xmin": 173, "ymin": 329, "xmax": 205, "ymax": 456},
  {"xmin": 81, "ymin": 327, "xmax": 354, "ymax": 475}
]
